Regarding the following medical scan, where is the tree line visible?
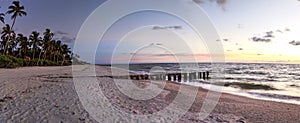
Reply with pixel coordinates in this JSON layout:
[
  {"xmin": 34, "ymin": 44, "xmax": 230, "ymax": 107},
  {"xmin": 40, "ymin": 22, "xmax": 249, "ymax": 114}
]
[{"xmin": 0, "ymin": 1, "xmax": 72, "ymax": 67}]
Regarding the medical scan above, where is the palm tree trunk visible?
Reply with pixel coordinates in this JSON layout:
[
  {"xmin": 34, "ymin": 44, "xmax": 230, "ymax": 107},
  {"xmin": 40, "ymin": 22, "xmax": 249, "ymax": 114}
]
[
  {"xmin": 61, "ymin": 56, "xmax": 65, "ymax": 66},
  {"xmin": 3, "ymin": 34, "xmax": 11, "ymax": 55},
  {"xmin": 37, "ymin": 51, "xmax": 42, "ymax": 66},
  {"xmin": 3, "ymin": 17, "xmax": 16, "ymax": 55},
  {"xmin": 18, "ymin": 49, "xmax": 21, "ymax": 58},
  {"xmin": 43, "ymin": 50, "xmax": 47, "ymax": 60},
  {"xmin": 11, "ymin": 17, "xmax": 16, "ymax": 31},
  {"xmin": 32, "ymin": 48, "xmax": 36, "ymax": 60}
]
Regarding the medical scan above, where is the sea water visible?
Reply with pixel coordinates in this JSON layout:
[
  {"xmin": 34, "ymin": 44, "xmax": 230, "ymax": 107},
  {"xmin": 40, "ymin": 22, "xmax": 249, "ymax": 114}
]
[{"xmin": 110, "ymin": 63, "xmax": 300, "ymax": 105}]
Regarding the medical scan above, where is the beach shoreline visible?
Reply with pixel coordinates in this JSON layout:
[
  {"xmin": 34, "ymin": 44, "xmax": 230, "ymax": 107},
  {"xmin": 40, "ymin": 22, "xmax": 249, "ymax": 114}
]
[{"xmin": 0, "ymin": 65, "xmax": 299, "ymax": 122}]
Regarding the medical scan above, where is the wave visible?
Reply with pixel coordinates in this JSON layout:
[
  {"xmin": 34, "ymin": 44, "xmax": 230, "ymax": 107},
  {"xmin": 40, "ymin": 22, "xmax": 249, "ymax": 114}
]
[{"xmin": 248, "ymin": 92, "xmax": 300, "ymax": 101}]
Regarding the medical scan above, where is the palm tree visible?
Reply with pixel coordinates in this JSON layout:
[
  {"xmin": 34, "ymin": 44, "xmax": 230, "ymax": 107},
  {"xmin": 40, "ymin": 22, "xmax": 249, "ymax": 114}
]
[
  {"xmin": 1, "ymin": 24, "xmax": 14, "ymax": 55},
  {"xmin": 29, "ymin": 31, "xmax": 41, "ymax": 60},
  {"xmin": 48, "ymin": 40, "xmax": 56, "ymax": 61},
  {"xmin": 16, "ymin": 33, "xmax": 29, "ymax": 58},
  {"xmin": 0, "ymin": 13, "xmax": 4, "ymax": 24},
  {"xmin": 60, "ymin": 44, "xmax": 71, "ymax": 65},
  {"xmin": 6, "ymin": 1, "xmax": 27, "ymax": 30},
  {"xmin": 0, "ymin": 35, "xmax": 8, "ymax": 53},
  {"xmin": 2, "ymin": 1, "xmax": 26, "ymax": 55},
  {"xmin": 37, "ymin": 29, "xmax": 53, "ymax": 65},
  {"xmin": 50, "ymin": 40, "xmax": 61, "ymax": 62},
  {"xmin": 8, "ymin": 32, "xmax": 17, "ymax": 56},
  {"xmin": 42, "ymin": 29, "xmax": 54, "ymax": 60},
  {"xmin": 0, "ymin": 6, "xmax": 4, "ymax": 24}
]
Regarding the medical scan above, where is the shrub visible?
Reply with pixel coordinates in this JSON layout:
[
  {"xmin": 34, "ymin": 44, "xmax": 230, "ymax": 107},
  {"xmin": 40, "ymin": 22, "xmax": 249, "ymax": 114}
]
[{"xmin": 0, "ymin": 55, "xmax": 72, "ymax": 68}]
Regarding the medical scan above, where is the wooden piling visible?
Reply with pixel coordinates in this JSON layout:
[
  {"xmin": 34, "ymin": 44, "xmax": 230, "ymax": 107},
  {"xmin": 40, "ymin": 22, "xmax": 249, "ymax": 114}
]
[
  {"xmin": 189, "ymin": 72, "xmax": 196, "ymax": 81},
  {"xmin": 198, "ymin": 72, "xmax": 201, "ymax": 79},
  {"xmin": 145, "ymin": 75, "xmax": 149, "ymax": 80},
  {"xmin": 167, "ymin": 74, "xmax": 172, "ymax": 81},
  {"xmin": 183, "ymin": 73, "xmax": 188, "ymax": 82},
  {"xmin": 177, "ymin": 73, "xmax": 182, "ymax": 82},
  {"xmin": 206, "ymin": 71, "xmax": 209, "ymax": 79},
  {"xmin": 202, "ymin": 72, "xmax": 206, "ymax": 80}
]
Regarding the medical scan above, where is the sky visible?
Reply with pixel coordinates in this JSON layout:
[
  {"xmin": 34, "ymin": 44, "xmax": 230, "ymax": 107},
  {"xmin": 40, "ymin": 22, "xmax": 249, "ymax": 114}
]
[{"xmin": 1, "ymin": 0, "xmax": 300, "ymax": 64}]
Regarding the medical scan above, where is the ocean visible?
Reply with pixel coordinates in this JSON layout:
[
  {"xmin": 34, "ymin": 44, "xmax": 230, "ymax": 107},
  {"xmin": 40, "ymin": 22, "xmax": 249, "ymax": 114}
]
[{"xmin": 110, "ymin": 63, "xmax": 300, "ymax": 105}]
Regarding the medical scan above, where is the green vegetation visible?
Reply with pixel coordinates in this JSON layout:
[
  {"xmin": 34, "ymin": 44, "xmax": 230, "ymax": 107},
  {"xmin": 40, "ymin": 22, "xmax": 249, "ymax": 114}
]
[
  {"xmin": 0, "ymin": 54, "xmax": 69, "ymax": 68},
  {"xmin": 0, "ymin": 1, "xmax": 72, "ymax": 68}
]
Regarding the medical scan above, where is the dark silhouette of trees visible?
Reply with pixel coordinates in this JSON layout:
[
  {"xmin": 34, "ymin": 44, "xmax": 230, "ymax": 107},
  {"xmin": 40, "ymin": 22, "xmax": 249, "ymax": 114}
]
[{"xmin": 0, "ymin": 1, "xmax": 72, "ymax": 67}]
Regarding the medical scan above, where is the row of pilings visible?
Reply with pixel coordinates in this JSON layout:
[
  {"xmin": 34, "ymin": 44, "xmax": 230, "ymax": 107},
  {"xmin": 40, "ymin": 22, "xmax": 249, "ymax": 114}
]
[{"xmin": 114, "ymin": 71, "xmax": 210, "ymax": 82}]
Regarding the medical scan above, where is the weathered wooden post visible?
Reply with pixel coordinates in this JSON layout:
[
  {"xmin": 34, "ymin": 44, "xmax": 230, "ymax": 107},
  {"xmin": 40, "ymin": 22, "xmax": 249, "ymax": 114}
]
[
  {"xmin": 152, "ymin": 75, "xmax": 156, "ymax": 80},
  {"xmin": 150, "ymin": 75, "xmax": 154, "ymax": 80},
  {"xmin": 193, "ymin": 72, "xmax": 197, "ymax": 79},
  {"xmin": 206, "ymin": 71, "xmax": 209, "ymax": 79},
  {"xmin": 171, "ymin": 74, "xmax": 174, "ymax": 81},
  {"xmin": 140, "ymin": 75, "xmax": 144, "ymax": 80},
  {"xmin": 202, "ymin": 72, "xmax": 206, "ymax": 80},
  {"xmin": 145, "ymin": 75, "xmax": 149, "ymax": 80},
  {"xmin": 130, "ymin": 75, "xmax": 135, "ymax": 80},
  {"xmin": 189, "ymin": 72, "xmax": 196, "ymax": 81},
  {"xmin": 130, "ymin": 75, "xmax": 133, "ymax": 80},
  {"xmin": 197, "ymin": 72, "xmax": 201, "ymax": 79},
  {"xmin": 160, "ymin": 74, "xmax": 163, "ymax": 80},
  {"xmin": 177, "ymin": 73, "xmax": 182, "ymax": 82},
  {"xmin": 183, "ymin": 73, "xmax": 188, "ymax": 82},
  {"xmin": 167, "ymin": 74, "xmax": 172, "ymax": 81},
  {"xmin": 161, "ymin": 74, "xmax": 166, "ymax": 81}
]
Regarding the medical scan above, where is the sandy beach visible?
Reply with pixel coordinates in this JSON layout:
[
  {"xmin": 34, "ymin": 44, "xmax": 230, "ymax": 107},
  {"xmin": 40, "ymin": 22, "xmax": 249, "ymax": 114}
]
[{"xmin": 0, "ymin": 65, "xmax": 299, "ymax": 123}]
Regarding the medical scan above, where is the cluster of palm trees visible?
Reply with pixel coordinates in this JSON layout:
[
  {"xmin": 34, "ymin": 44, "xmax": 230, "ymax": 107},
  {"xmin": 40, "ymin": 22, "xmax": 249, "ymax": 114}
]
[{"xmin": 0, "ymin": 1, "xmax": 72, "ymax": 66}]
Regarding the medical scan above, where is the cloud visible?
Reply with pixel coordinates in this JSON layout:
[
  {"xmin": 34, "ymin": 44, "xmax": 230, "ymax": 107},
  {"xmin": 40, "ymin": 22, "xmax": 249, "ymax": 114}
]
[
  {"xmin": 215, "ymin": 0, "xmax": 228, "ymax": 6},
  {"xmin": 289, "ymin": 40, "xmax": 300, "ymax": 46},
  {"xmin": 60, "ymin": 36, "xmax": 76, "ymax": 43},
  {"xmin": 276, "ymin": 30, "xmax": 283, "ymax": 34},
  {"xmin": 285, "ymin": 28, "xmax": 291, "ymax": 32},
  {"xmin": 54, "ymin": 31, "xmax": 68, "ymax": 35},
  {"xmin": 223, "ymin": 38, "xmax": 229, "ymax": 41},
  {"xmin": 264, "ymin": 31, "xmax": 275, "ymax": 38},
  {"xmin": 216, "ymin": 38, "xmax": 229, "ymax": 42},
  {"xmin": 152, "ymin": 26, "xmax": 182, "ymax": 30},
  {"xmin": 192, "ymin": 0, "xmax": 228, "ymax": 10},
  {"xmin": 250, "ymin": 30, "xmax": 277, "ymax": 43},
  {"xmin": 251, "ymin": 37, "xmax": 272, "ymax": 43},
  {"xmin": 192, "ymin": 0, "xmax": 205, "ymax": 4},
  {"xmin": 238, "ymin": 48, "xmax": 243, "ymax": 51},
  {"xmin": 54, "ymin": 30, "xmax": 75, "ymax": 43}
]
